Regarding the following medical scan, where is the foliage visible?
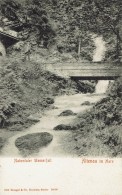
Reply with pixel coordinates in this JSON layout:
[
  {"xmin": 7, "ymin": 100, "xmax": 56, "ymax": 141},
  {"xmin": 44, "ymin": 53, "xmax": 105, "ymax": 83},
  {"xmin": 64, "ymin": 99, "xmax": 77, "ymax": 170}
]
[
  {"xmin": 71, "ymin": 78, "xmax": 122, "ymax": 156},
  {"xmin": 80, "ymin": 0, "xmax": 122, "ymax": 61},
  {"xmin": 0, "ymin": 0, "xmax": 56, "ymax": 48},
  {"xmin": 0, "ymin": 0, "xmax": 121, "ymax": 60}
]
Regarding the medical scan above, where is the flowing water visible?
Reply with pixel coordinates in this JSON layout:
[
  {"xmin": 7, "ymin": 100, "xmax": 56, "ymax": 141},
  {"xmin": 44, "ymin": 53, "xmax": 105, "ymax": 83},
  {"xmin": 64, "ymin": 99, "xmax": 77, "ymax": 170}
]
[
  {"xmin": 92, "ymin": 36, "xmax": 106, "ymax": 62},
  {"xmin": 95, "ymin": 80, "xmax": 109, "ymax": 94},
  {"xmin": 1, "ymin": 80, "xmax": 109, "ymax": 158}
]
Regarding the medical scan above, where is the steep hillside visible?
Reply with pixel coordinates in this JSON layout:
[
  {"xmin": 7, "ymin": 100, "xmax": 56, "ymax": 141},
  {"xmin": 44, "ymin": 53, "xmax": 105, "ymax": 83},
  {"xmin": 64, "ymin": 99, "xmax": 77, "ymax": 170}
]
[
  {"xmin": 0, "ymin": 0, "xmax": 95, "ymax": 60},
  {"xmin": 0, "ymin": 57, "xmax": 96, "ymax": 132},
  {"xmin": 1, "ymin": 0, "xmax": 121, "ymax": 61},
  {"xmin": 0, "ymin": 58, "xmax": 72, "ymax": 131}
]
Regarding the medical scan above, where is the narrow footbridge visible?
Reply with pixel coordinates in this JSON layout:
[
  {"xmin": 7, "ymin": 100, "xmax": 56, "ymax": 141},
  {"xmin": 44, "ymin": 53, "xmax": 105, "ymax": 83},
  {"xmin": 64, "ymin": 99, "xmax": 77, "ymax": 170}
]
[{"xmin": 46, "ymin": 62, "xmax": 122, "ymax": 79}]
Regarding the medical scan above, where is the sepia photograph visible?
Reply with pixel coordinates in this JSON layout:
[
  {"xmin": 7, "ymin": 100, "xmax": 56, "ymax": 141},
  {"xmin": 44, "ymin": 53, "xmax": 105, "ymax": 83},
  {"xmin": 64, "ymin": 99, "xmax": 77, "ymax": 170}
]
[{"xmin": 0, "ymin": 0, "xmax": 122, "ymax": 194}]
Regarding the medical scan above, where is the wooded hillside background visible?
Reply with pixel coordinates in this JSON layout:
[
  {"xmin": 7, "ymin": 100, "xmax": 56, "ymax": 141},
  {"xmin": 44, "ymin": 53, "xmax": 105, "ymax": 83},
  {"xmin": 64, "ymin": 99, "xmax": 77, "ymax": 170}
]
[{"xmin": 0, "ymin": 0, "xmax": 121, "ymax": 61}]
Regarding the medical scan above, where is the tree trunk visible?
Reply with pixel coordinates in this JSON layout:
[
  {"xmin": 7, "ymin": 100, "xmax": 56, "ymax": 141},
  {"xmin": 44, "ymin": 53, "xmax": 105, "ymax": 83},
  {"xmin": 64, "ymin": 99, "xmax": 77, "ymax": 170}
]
[{"xmin": 78, "ymin": 38, "xmax": 81, "ymax": 58}]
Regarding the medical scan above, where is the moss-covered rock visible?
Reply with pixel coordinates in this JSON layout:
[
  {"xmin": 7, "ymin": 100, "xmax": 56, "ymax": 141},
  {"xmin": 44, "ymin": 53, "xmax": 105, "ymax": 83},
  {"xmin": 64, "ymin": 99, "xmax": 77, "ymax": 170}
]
[
  {"xmin": 58, "ymin": 110, "xmax": 76, "ymax": 116},
  {"xmin": 53, "ymin": 124, "xmax": 77, "ymax": 130},
  {"xmin": 15, "ymin": 132, "xmax": 53, "ymax": 150}
]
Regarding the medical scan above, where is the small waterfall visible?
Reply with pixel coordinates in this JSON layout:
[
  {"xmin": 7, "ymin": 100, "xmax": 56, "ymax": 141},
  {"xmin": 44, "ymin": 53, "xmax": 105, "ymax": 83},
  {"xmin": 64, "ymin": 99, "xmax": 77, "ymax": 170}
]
[
  {"xmin": 95, "ymin": 80, "xmax": 109, "ymax": 94},
  {"xmin": 92, "ymin": 35, "xmax": 109, "ymax": 94},
  {"xmin": 93, "ymin": 36, "xmax": 106, "ymax": 62}
]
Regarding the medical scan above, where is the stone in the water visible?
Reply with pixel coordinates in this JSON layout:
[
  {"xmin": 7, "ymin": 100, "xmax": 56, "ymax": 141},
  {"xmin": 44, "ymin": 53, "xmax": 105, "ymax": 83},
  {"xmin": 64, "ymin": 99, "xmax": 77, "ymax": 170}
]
[
  {"xmin": 54, "ymin": 124, "xmax": 76, "ymax": 131},
  {"xmin": 15, "ymin": 132, "xmax": 53, "ymax": 150},
  {"xmin": 27, "ymin": 115, "xmax": 40, "ymax": 122},
  {"xmin": 58, "ymin": 110, "xmax": 76, "ymax": 116},
  {"xmin": 81, "ymin": 101, "xmax": 91, "ymax": 106}
]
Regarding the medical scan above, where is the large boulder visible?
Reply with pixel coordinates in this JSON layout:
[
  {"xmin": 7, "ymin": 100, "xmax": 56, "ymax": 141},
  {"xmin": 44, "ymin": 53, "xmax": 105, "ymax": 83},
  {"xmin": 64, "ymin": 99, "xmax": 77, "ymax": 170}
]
[
  {"xmin": 15, "ymin": 132, "xmax": 53, "ymax": 150},
  {"xmin": 58, "ymin": 110, "xmax": 76, "ymax": 116}
]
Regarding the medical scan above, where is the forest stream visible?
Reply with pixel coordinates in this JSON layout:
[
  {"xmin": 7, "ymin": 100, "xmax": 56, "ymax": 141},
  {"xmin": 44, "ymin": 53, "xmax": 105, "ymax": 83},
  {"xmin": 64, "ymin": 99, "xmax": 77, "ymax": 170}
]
[{"xmin": 1, "ymin": 80, "xmax": 110, "ymax": 157}]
